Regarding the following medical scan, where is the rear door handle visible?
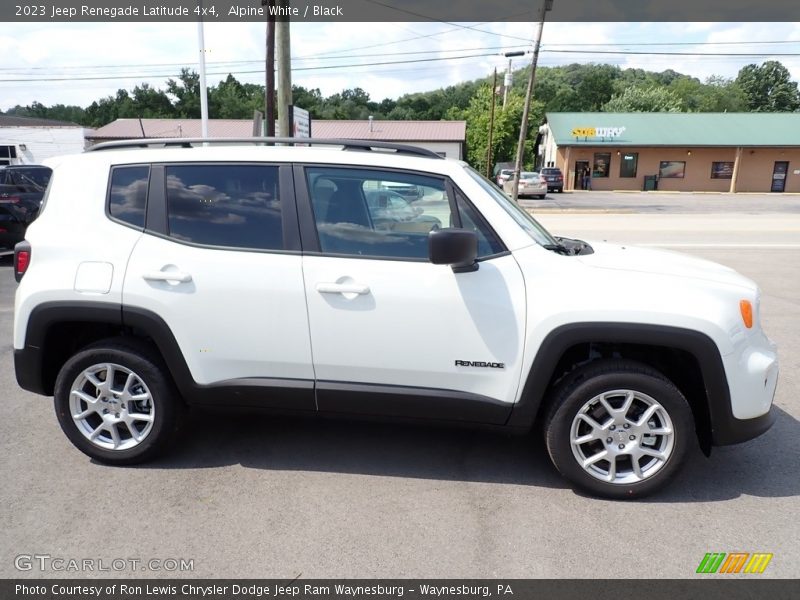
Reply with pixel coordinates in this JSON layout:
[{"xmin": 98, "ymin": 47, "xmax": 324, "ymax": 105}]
[
  {"xmin": 316, "ymin": 282, "xmax": 370, "ymax": 295},
  {"xmin": 143, "ymin": 271, "xmax": 192, "ymax": 283}
]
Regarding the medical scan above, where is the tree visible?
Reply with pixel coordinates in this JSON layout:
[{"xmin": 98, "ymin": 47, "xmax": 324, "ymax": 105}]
[
  {"xmin": 603, "ymin": 86, "xmax": 685, "ymax": 112},
  {"xmin": 166, "ymin": 68, "xmax": 201, "ymax": 118},
  {"xmin": 735, "ymin": 61, "xmax": 800, "ymax": 112},
  {"xmin": 209, "ymin": 75, "xmax": 264, "ymax": 119},
  {"xmin": 448, "ymin": 85, "xmax": 543, "ymax": 174},
  {"xmin": 131, "ymin": 84, "xmax": 174, "ymax": 118}
]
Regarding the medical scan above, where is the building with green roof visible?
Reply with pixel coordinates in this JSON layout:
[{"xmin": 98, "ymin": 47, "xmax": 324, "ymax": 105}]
[{"xmin": 539, "ymin": 113, "xmax": 800, "ymax": 193}]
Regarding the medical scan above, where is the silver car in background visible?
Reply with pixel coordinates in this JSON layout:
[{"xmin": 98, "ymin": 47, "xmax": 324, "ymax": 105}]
[{"xmin": 503, "ymin": 171, "xmax": 547, "ymax": 199}]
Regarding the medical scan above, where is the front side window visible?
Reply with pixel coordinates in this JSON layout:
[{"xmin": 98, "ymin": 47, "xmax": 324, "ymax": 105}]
[
  {"xmin": 165, "ymin": 164, "xmax": 282, "ymax": 250},
  {"xmin": 307, "ymin": 167, "xmax": 451, "ymax": 260},
  {"xmin": 109, "ymin": 165, "xmax": 150, "ymax": 229}
]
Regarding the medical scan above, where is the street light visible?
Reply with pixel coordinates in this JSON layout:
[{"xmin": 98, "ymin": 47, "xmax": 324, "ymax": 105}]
[
  {"xmin": 503, "ymin": 50, "xmax": 525, "ymax": 110},
  {"xmin": 510, "ymin": 0, "xmax": 554, "ymax": 203},
  {"xmin": 487, "ymin": 50, "xmax": 529, "ymax": 178}
]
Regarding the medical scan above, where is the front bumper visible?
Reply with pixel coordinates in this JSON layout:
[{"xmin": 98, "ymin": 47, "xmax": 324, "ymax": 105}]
[
  {"xmin": 712, "ymin": 331, "xmax": 778, "ymax": 446},
  {"xmin": 712, "ymin": 405, "xmax": 776, "ymax": 446}
]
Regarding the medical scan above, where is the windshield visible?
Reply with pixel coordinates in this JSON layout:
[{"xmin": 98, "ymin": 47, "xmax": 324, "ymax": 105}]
[{"xmin": 464, "ymin": 166, "xmax": 557, "ymax": 247}]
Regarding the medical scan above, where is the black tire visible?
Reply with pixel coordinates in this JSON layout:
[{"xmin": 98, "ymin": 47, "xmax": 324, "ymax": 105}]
[
  {"xmin": 54, "ymin": 338, "xmax": 183, "ymax": 465},
  {"xmin": 544, "ymin": 360, "xmax": 693, "ymax": 499}
]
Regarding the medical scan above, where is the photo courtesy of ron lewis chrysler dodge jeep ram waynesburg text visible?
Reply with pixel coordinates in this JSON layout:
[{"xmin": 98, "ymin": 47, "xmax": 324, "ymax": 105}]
[{"xmin": 12, "ymin": 138, "xmax": 778, "ymax": 499}]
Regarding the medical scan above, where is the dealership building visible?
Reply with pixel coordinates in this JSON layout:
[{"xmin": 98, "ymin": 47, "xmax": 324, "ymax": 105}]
[{"xmin": 539, "ymin": 113, "xmax": 800, "ymax": 193}]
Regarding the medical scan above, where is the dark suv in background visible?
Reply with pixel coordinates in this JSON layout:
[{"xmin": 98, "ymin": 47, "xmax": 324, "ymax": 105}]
[
  {"xmin": 540, "ymin": 167, "xmax": 564, "ymax": 193},
  {"xmin": 0, "ymin": 165, "xmax": 51, "ymax": 251}
]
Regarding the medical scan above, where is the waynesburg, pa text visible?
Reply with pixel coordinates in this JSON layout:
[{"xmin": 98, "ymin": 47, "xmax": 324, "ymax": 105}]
[{"xmin": 15, "ymin": 583, "xmax": 515, "ymax": 597}]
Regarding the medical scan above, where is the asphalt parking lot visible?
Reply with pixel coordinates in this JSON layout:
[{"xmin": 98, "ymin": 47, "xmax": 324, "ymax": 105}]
[{"xmin": 1, "ymin": 194, "xmax": 798, "ymax": 579}]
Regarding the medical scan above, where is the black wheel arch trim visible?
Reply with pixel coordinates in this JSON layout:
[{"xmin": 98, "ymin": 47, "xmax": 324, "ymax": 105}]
[
  {"xmin": 15, "ymin": 301, "xmax": 124, "ymax": 395},
  {"xmin": 16, "ymin": 309, "xmax": 773, "ymax": 444},
  {"xmin": 507, "ymin": 322, "xmax": 773, "ymax": 446}
]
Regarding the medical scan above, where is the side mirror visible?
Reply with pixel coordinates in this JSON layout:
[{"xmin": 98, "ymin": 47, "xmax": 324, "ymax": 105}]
[{"xmin": 429, "ymin": 228, "xmax": 478, "ymax": 273}]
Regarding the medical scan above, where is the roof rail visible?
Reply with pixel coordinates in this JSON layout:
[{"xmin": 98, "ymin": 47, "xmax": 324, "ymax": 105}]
[{"xmin": 86, "ymin": 137, "xmax": 444, "ymax": 159}]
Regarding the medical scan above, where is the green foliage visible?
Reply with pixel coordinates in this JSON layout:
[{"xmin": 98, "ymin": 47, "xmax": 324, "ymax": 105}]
[
  {"xmin": 449, "ymin": 85, "xmax": 543, "ymax": 174},
  {"xmin": 7, "ymin": 60, "xmax": 798, "ymax": 134},
  {"xmin": 735, "ymin": 61, "xmax": 800, "ymax": 112},
  {"xmin": 5, "ymin": 101, "xmax": 86, "ymax": 124},
  {"xmin": 603, "ymin": 86, "xmax": 685, "ymax": 112}
]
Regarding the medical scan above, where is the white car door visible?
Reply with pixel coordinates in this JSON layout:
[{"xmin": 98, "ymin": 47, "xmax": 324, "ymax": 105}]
[
  {"xmin": 122, "ymin": 163, "xmax": 314, "ymax": 409},
  {"xmin": 298, "ymin": 166, "xmax": 526, "ymax": 423}
]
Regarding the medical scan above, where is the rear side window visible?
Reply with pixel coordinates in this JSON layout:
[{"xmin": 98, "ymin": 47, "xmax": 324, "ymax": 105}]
[
  {"xmin": 165, "ymin": 164, "xmax": 282, "ymax": 251},
  {"xmin": 109, "ymin": 166, "xmax": 150, "ymax": 229}
]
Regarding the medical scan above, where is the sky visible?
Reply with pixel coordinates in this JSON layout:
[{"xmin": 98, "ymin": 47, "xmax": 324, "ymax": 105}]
[{"xmin": 1, "ymin": 21, "xmax": 799, "ymax": 112}]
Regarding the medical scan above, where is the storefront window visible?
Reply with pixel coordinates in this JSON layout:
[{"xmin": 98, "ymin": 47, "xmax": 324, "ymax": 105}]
[
  {"xmin": 711, "ymin": 162, "xmax": 734, "ymax": 179},
  {"xmin": 619, "ymin": 153, "xmax": 638, "ymax": 178},
  {"xmin": 593, "ymin": 153, "xmax": 611, "ymax": 178},
  {"xmin": 659, "ymin": 161, "xmax": 686, "ymax": 179}
]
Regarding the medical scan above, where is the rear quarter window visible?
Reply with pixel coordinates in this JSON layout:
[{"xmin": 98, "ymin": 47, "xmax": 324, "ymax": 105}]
[{"xmin": 108, "ymin": 166, "xmax": 150, "ymax": 229}]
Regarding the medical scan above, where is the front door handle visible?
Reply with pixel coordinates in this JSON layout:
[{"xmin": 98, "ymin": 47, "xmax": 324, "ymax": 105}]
[
  {"xmin": 143, "ymin": 271, "xmax": 192, "ymax": 283},
  {"xmin": 316, "ymin": 282, "xmax": 370, "ymax": 295}
]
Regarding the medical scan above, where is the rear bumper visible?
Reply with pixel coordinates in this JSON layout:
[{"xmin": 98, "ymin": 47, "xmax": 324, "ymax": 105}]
[
  {"xmin": 15, "ymin": 346, "xmax": 49, "ymax": 396},
  {"xmin": 520, "ymin": 186, "xmax": 547, "ymax": 195}
]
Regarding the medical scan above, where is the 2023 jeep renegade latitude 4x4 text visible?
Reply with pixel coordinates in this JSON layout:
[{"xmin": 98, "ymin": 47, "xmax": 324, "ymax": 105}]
[{"xmin": 13, "ymin": 138, "xmax": 778, "ymax": 499}]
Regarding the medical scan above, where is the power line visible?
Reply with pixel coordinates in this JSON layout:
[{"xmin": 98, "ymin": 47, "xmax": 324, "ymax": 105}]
[
  {"xmin": 0, "ymin": 52, "xmax": 502, "ymax": 83},
  {"xmin": 1, "ymin": 37, "xmax": 796, "ymax": 75},
  {"xmin": 547, "ymin": 49, "xmax": 800, "ymax": 57},
  {"xmin": 2, "ymin": 40, "xmax": 798, "ymax": 85},
  {"xmin": 0, "ymin": 44, "xmax": 531, "ymax": 74}
]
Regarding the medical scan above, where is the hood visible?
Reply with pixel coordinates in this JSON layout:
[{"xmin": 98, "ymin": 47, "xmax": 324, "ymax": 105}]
[{"xmin": 578, "ymin": 241, "xmax": 755, "ymax": 290}]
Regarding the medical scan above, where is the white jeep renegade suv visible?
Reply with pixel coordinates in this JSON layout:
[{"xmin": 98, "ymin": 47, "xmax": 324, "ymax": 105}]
[{"xmin": 12, "ymin": 138, "xmax": 778, "ymax": 499}]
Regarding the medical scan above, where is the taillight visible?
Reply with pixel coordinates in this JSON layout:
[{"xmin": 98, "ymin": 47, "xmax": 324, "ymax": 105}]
[{"xmin": 14, "ymin": 241, "xmax": 31, "ymax": 282}]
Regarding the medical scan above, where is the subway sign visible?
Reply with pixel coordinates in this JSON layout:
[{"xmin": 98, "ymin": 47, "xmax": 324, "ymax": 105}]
[{"xmin": 571, "ymin": 126, "xmax": 626, "ymax": 138}]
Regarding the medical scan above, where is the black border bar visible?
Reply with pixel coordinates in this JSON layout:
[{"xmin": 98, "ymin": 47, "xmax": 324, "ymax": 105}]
[{"xmin": 3, "ymin": 0, "xmax": 800, "ymax": 22}]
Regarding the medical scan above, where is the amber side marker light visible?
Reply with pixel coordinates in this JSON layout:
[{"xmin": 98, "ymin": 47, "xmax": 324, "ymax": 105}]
[{"xmin": 740, "ymin": 300, "xmax": 753, "ymax": 329}]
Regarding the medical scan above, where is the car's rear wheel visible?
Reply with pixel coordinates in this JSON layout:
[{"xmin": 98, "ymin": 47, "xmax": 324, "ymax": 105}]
[
  {"xmin": 54, "ymin": 339, "xmax": 183, "ymax": 465},
  {"xmin": 544, "ymin": 360, "xmax": 693, "ymax": 499}
]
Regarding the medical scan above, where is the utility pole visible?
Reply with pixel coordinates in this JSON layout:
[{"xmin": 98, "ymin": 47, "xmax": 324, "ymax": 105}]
[
  {"xmin": 264, "ymin": 0, "xmax": 275, "ymax": 137},
  {"xmin": 510, "ymin": 0, "xmax": 552, "ymax": 202},
  {"xmin": 502, "ymin": 51, "xmax": 524, "ymax": 110},
  {"xmin": 276, "ymin": 0, "xmax": 292, "ymax": 138},
  {"xmin": 486, "ymin": 68, "xmax": 497, "ymax": 178},
  {"xmin": 196, "ymin": 0, "xmax": 209, "ymax": 138}
]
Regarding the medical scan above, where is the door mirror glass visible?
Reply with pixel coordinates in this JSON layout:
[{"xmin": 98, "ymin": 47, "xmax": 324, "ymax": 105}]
[{"xmin": 429, "ymin": 228, "xmax": 478, "ymax": 272}]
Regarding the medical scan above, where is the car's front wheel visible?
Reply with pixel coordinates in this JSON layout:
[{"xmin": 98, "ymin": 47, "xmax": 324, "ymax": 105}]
[
  {"xmin": 544, "ymin": 360, "xmax": 693, "ymax": 499},
  {"xmin": 54, "ymin": 339, "xmax": 183, "ymax": 465}
]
